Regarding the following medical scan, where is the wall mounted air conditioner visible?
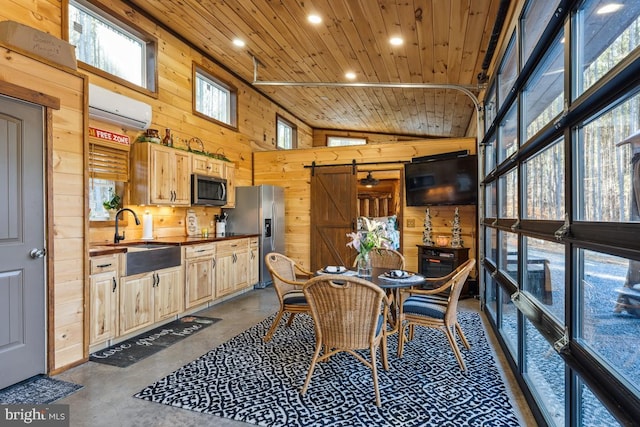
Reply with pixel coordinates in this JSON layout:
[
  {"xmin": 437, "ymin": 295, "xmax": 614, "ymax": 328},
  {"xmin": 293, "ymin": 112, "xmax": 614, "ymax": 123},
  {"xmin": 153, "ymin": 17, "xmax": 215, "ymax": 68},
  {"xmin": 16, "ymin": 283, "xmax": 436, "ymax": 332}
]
[{"xmin": 88, "ymin": 83, "xmax": 152, "ymax": 130}]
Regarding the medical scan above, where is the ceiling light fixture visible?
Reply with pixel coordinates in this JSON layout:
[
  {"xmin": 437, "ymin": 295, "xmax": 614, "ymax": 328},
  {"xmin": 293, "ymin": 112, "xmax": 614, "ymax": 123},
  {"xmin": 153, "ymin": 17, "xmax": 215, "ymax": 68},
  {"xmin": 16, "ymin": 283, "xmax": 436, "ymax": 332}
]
[
  {"xmin": 389, "ymin": 37, "xmax": 403, "ymax": 46},
  {"xmin": 345, "ymin": 71, "xmax": 356, "ymax": 80},
  {"xmin": 308, "ymin": 14, "xmax": 322, "ymax": 24},
  {"xmin": 232, "ymin": 38, "xmax": 246, "ymax": 47},
  {"xmin": 360, "ymin": 171, "xmax": 379, "ymax": 187},
  {"xmin": 597, "ymin": 3, "xmax": 623, "ymax": 14}
]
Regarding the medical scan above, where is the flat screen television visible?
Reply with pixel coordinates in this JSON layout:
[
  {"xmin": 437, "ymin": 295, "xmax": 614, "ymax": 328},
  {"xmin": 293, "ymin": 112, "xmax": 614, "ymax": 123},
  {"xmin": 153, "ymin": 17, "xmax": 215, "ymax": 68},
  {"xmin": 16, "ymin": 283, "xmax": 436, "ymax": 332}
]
[{"xmin": 404, "ymin": 155, "xmax": 478, "ymax": 206}]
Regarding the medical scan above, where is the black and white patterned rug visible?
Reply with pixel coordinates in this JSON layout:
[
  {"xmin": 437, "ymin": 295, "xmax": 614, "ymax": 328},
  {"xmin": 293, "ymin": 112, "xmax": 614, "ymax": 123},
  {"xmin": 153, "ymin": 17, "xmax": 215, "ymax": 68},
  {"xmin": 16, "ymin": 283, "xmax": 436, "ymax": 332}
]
[
  {"xmin": 135, "ymin": 312, "xmax": 521, "ymax": 426},
  {"xmin": 0, "ymin": 375, "xmax": 82, "ymax": 404}
]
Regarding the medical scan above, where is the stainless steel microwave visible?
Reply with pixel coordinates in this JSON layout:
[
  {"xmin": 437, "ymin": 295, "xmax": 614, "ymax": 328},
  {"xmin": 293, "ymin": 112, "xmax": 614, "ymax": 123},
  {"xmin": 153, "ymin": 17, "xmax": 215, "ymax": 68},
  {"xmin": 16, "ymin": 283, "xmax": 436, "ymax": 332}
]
[{"xmin": 191, "ymin": 174, "xmax": 227, "ymax": 206}]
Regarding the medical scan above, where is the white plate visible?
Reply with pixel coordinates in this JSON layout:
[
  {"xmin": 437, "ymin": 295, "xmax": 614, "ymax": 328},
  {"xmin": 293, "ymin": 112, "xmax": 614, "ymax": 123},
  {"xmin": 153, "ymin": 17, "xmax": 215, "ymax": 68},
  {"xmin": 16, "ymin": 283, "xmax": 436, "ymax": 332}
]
[
  {"xmin": 322, "ymin": 266, "xmax": 347, "ymax": 274},
  {"xmin": 383, "ymin": 270, "xmax": 414, "ymax": 279}
]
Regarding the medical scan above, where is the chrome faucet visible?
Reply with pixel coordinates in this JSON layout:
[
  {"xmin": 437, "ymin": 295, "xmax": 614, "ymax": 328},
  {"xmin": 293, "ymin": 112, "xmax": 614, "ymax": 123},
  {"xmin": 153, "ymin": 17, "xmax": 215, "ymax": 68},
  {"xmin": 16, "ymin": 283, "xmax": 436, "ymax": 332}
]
[{"xmin": 114, "ymin": 208, "xmax": 141, "ymax": 244}]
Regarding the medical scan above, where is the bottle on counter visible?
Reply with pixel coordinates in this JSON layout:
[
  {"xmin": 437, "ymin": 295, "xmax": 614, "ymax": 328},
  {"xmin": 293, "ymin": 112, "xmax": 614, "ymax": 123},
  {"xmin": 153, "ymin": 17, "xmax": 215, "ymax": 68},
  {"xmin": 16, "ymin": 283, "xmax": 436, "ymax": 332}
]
[{"xmin": 162, "ymin": 128, "xmax": 173, "ymax": 147}]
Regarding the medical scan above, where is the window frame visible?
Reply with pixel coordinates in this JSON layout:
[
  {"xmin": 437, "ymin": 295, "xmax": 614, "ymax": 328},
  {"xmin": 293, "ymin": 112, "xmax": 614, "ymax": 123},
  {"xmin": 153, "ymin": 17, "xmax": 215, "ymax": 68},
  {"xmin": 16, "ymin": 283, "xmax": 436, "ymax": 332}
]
[
  {"xmin": 192, "ymin": 63, "xmax": 238, "ymax": 130},
  {"xmin": 326, "ymin": 136, "xmax": 367, "ymax": 147},
  {"xmin": 479, "ymin": 0, "xmax": 640, "ymax": 425},
  {"xmin": 276, "ymin": 114, "xmax": 297, "ymax": 149},
  {"xmin": 66, "ymin": 0, "xmax": 158, "ymax": 96}
]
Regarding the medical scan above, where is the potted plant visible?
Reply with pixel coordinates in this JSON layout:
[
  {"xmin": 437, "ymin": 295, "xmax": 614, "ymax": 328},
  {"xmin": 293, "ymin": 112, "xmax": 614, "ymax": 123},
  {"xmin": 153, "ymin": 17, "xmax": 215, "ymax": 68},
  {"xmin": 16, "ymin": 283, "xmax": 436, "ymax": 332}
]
[{"xmin": 103, "ymin": 188, "xmax": 121, "ymax": 219}]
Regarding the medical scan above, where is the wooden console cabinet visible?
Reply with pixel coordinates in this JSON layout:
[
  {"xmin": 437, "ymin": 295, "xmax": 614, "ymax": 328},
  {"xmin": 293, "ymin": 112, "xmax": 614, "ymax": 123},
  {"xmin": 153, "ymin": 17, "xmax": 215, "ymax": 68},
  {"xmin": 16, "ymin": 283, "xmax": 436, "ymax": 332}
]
[{"xmin": 417, "ymin": 245, "xmax": 471, "ymax": 296}]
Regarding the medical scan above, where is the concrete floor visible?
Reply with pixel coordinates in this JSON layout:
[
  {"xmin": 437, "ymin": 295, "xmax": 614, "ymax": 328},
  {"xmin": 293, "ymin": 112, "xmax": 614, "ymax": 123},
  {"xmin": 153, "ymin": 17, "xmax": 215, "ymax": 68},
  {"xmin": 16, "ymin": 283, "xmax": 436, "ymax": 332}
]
[{"xmin": 55, "ymin": 288, "xmax": 538, "ymax": 426}]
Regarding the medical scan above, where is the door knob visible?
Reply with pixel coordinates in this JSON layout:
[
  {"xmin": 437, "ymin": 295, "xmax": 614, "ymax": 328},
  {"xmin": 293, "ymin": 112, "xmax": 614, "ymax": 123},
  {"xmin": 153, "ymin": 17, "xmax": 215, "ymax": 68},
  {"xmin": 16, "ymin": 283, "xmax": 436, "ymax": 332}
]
[{"xmin": 29, "ymin": 248, "xmax": 47, "ymax": 258}]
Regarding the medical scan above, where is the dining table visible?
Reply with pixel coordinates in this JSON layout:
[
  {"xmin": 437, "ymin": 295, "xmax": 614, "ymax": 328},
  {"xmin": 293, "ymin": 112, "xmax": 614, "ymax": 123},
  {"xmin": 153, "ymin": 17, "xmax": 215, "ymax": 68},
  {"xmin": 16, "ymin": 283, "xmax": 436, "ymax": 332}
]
[{"xmin": 317, "ymin": 266, "xmax": 428, "ymax": 334}]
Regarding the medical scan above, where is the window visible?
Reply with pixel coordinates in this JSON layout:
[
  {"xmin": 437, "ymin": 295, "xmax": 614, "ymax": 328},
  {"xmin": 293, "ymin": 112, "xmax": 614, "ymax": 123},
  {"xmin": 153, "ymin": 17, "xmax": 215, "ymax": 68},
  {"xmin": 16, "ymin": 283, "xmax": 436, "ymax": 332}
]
[
  {"xmin": 485, "ymin": 270, "xmax": 498, "ymax": 320},
  {"xmin": 480, "ymin": 1, "xmax": 640, "ymax": 424},
  {"xmin": 578, "ymin": 249, "xmax": 640, "ymax": 396},
  {"xmin": 485, "ymin": 180, "xmax": 497, "ymax": 218},
  {"xmin": 485, "ymin": 84, "xmax": 497, "ymax": 131},
  {"xmin": 88, "ymin": 137, "xmax": 129, "ymax": 221},
  {"xmin": 497, "ymin": 34, "xmax": 518, "ymax": 109},
  {"xmin": 521, "ymin": 0, "xmax": 560, "ymax": 64},
  {"xmin": 523, "ymin": 31, "xmax": 564, "ymax": 140},
  {"xmin": 327, "ymin": 136, "xmax": 367, "ymax": 146},
  {"xmin": 194, "ymin": 66, "xmax": 237, "ymax": 129},
  {"xmin": 89, "ymin": 178, "xmax": 121, "ymax": 221},
  {"xmin": 523, "ymin": 139, "xmax": 565, "ymax": 220},
  {"xmin": 522, "ymin": 237, "xmax": 564, "ymax": 322},
  {"xmin": 499, "ymin": 284, "xmax": 519, "ymax": 359},
  {"xmin": 576, "ymin": 91, "xmax": 640, "ymax": 222},
  {"xmin": 68, "ymin": 0, "xmax": 156, "ymax": 91},
  {"xmin": 499, "ymin": 167, "xmax": 518, "ymax": 219},
  {"xmin": 498, "ymin": 105, "xmax": 517, "ymax": 163},
  {"xmin": 276, "ymin": 115, "xmax": 297, "ymax": 149},
  {"xmin": 576, "ymin": 0, "xmax": 640, "ymax": 97},
  {"xmin": 524, "ymin": 318, "xmax": 566, "ymax": 427}
]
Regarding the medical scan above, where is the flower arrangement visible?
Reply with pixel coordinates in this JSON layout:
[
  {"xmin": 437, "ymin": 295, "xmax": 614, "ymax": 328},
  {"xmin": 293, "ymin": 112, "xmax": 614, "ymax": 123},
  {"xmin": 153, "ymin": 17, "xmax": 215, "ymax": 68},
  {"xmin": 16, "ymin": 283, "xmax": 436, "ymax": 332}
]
[{"xmin": 346, "ymin": 217, "xmax": 392, "ymax": 261}]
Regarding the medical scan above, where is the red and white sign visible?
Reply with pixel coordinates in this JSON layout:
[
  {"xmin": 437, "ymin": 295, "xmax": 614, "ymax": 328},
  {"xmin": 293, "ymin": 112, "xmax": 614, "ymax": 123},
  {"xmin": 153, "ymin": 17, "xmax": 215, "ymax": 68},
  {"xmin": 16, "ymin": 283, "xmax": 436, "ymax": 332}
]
[{"xmin": 89, "ymin": 127, "xmax": 131, "ymax": 145}]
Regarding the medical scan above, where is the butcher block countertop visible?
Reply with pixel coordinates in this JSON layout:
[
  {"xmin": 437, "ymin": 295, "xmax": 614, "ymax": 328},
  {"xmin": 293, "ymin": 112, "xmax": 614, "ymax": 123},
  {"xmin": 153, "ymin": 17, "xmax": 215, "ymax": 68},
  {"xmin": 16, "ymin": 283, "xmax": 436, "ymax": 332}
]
[{"xmin": 89, "ymin": 233, "xmax": 259, "ymax": 257}]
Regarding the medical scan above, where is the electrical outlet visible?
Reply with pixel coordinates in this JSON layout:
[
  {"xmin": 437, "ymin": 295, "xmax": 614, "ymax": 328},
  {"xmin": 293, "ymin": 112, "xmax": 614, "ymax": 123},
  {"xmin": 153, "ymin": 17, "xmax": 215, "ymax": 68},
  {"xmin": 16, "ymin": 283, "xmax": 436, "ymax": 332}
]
[{"xmin": 407, "ymin": 219, "xmax": 415, "ymax": 228}]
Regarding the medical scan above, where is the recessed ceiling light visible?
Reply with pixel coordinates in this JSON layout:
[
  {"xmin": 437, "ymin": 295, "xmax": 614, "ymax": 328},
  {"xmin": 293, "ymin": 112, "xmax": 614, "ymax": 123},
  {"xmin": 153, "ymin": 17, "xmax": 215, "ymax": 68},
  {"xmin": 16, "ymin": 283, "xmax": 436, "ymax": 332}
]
[
  {"xmin": 345, "ymin": 71, "xmax": 356, "ymax": 80},
  {"xmin": 232, "ymin": 38, "xmax": 246, "ymax": 47},
  {"xmin": 389, "ymin": 37, "xmax": 403, "ymax": 46},
  {"xmin": 597, "ymin": 3, "xmax": 623, "ymax": 14},
  {"xmin": 308, "ymin": 14, "xmax": 322, "ymax": 24}
]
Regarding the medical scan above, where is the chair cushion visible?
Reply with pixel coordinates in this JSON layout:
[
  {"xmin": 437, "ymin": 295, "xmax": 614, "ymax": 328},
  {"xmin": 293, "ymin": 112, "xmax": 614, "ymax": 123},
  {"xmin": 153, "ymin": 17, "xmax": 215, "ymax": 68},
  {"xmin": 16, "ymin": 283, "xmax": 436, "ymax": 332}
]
[
  {"xmin": 376, "ymin": 314, "xmax": 385, "ymax": 335},
  {"xmin": 403, "ymin": 296, "xmax": 447, "ymax": 319},
  {"xmin": 283, "ymin": 290, "xmax": 307, "ymax": 305},
  {"xmin": 411, "ymin": 294, "xmax": 448, "ymax": 305}
]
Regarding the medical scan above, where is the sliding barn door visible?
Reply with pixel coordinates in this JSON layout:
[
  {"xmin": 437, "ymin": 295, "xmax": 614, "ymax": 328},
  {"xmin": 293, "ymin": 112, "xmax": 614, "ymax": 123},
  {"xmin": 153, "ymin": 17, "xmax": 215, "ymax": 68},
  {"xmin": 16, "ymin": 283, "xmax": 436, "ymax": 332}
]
[{"xmin": 310, "ymin": 166, "xmax": 357, "ymax": 271}]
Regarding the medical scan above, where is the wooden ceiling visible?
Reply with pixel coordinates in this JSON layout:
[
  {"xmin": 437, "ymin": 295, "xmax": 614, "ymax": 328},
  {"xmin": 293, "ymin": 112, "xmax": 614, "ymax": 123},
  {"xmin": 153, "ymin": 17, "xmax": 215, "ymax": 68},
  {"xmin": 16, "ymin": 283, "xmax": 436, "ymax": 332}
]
[{"xmin": 129, "ymin": 0, "xmax": 502, "ymax": 139}]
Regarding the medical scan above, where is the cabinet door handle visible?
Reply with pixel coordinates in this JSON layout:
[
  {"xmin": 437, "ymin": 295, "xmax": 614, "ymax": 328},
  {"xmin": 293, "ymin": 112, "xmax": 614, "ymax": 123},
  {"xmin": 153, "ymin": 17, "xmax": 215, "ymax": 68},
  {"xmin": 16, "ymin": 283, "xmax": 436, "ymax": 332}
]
[
  {"xmin": 97, "ymin": 263, "xmax": 113, "ymax": 268},
  {"xmin": 156, "ymin": 273, "xmax": 160, "ymax": 287},
  {"xmin": 212, "ymin": 258, "xmax": 216, "ymax": 269},
  {"xmin": 112, "ymin": 277, "xmax": 117, "ymax": 292}
]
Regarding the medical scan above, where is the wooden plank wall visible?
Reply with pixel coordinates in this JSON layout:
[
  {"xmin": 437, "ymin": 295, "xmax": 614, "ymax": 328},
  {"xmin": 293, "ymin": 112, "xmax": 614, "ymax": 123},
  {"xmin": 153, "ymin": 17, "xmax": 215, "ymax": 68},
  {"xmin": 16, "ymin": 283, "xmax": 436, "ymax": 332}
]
[
  {"xmin": 313, "ymin": 129, "xmax": 426, "ymax": 146},
  {"xmin": 253, "ymin": 139, "xmax": 478, "ymax": 275},
  {"xmin": 84, "ymin": 0, "xmax": 313, "ymax": 157},
  {"xmin": 0, "ymin": 44, "xmax": 86, "ymax": 371},
  {"xmin": 0, "ymin": 0, "xmax": 314, "ymax": 372}
]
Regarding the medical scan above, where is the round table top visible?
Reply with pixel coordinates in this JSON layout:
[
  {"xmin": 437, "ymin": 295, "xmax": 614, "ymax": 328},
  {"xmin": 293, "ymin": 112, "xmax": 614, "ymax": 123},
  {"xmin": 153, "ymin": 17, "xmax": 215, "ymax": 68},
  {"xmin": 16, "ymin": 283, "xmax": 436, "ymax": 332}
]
[
  {"xmin": 369, "ymin": 267, "xmax": 426, "ymax": 289},
  {"xmin": 317, "ymin": 267, "xmax": 426, "ymax": 289}
]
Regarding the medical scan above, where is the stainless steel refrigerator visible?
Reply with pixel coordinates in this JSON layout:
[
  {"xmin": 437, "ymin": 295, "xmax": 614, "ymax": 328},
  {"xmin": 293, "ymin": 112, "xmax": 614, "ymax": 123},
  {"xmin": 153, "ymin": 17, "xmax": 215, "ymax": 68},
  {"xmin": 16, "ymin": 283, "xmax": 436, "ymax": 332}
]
[{"xmin": 224, "ymin": 185, "xmax": 285, "ymax": 288}]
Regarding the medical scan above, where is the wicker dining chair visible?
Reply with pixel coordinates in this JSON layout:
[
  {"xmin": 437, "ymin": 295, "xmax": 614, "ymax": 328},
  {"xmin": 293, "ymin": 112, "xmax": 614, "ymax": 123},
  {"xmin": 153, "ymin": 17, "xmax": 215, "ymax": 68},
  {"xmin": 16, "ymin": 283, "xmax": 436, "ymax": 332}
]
[
  {"xmin": 370, "ymin": 248, "xmax": 405, "ymax": 270},
  {"xmin": 397, "ymin": 258, "xmax": 476, "ymax": 371},
  {"xmin": 351, "ymin": 248, "xmax": 405, "ymax": 270},
  {"xmin": 263, "ymin": 252, "xmax": 313, "ymax": 342},
  {"xmin": 301, "ymin": 275, "xmax": 390, "ymax": 407}
]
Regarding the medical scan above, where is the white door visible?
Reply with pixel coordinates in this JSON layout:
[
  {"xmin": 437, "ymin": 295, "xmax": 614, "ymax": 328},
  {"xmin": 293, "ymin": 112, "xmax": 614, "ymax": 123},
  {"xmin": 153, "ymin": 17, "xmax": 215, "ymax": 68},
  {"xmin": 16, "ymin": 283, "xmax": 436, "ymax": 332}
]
[{"xmin": 0, "ymin": 95, "xmax": 46, "ymax": 389}]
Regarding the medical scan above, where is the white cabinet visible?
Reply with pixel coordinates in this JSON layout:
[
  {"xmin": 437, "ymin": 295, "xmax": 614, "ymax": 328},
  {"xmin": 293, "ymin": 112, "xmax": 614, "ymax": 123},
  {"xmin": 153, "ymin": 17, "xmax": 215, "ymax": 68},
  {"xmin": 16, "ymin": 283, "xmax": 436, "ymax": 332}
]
[
  {"xmin": 90, "ymin": 254, "xmax": 119, "ymax": 346},
  {"xmin": 184, "ymin": 243, "xmax": 216, "ymax": 309}
]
